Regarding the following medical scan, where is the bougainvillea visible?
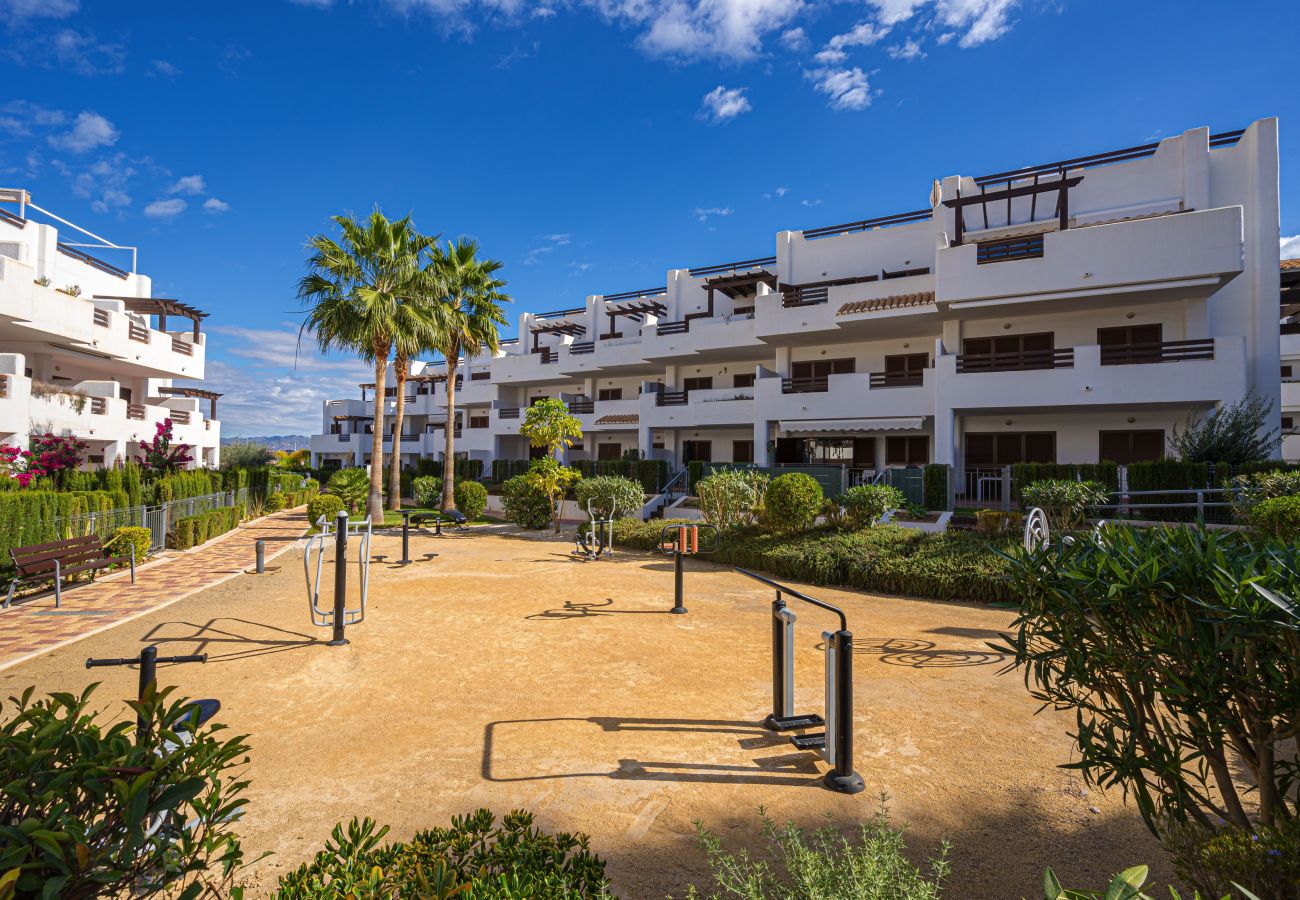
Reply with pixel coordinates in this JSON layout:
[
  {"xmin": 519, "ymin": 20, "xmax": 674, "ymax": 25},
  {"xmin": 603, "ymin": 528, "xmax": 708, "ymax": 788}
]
[
  {"xmin": 0, "ymin": 443, "xmax": 41, "ymax": 487},
  {"xmin": 136, "ymin": 418, "xmax": 193, "ymax": 473},
  {"xmin": 29, "ymin": 433, "xmax": 86, "ymax": 481}
]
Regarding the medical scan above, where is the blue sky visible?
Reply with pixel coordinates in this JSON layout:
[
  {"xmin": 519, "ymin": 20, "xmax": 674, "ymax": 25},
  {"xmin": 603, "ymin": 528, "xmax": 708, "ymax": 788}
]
[{"xmin": 1, "ymin": 0, "xmax": 1296, "ymax": 436}]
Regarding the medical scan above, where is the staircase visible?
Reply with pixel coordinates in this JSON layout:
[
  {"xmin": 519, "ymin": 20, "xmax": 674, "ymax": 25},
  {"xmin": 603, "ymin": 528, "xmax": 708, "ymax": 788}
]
[{"xmin": 645, "ymin": 468, "xmax": 688, "ymax": 519}]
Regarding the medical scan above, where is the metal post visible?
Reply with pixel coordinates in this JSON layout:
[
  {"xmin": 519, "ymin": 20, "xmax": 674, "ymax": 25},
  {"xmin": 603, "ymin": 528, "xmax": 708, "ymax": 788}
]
[
  {"xmin": 255, "ymin": 539, "xmax": 265, "ymax": 574},
  {"xmin": 824, "ymin": 629, "xmax": 865, "ymax": 794},
  {"xmin": 1196, "ymin": 490, "xmax": 1205, "ymax": 521},
  {"xmin": 136, "ymin": 645, "xmax": 157, "ymax": 740},
  {"xmin": 399, "ymin": 511, "xmax": 412, "ymax": 565},
  {"xmin": 329, "ymin": 510, "xmax": 348, "ymax": 646},
  {"xmin": 670, "ymin": 530, "xmax": 687, "ymax": 614},
  {"xmin": 765, "ymin": 594, "xmax": 787, "ymax": 729}
]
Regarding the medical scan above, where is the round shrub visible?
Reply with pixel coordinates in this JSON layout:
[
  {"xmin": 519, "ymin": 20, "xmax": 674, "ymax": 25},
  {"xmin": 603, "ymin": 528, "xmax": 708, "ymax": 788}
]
[
  {"xmin": 839, "ymin": 484, "xmax": 906, "ymax": 529},
  {"xmin": 696, "ymin": 469, "xmax": 767, "ymax": 529},
  {"xmin": 307, "ymin": 493, "xmax": 345, "ymax": 528},
  {"xmin": 412, "ymin": 475, "xmax": 444, "ymax": 509},
  {"xmin": 574, "ymin": 475, "xmax": 643, "ymax": 520},
  {"xmin": 326, "ymin": 467, "xmax": 370, "ymax": 513},
  {"xmin": 1019, "ymin": 479, "xmax": 1108, "ymax": 530},
  {"xmin": 265, "ymin": 492, "xmax": 288, "ymax": 513},
  {"xmin": 454, "ymin": 480, "xmax": 488, "ymax": 520},
  {"xmin": 501, "ymin": 474, "xmax": 552, "ymax": 530},
  {"xmin": 764, "ymin": 473, "xmax": 824, "ymax": 533},
  {"xmin": 106, "ymin": 525, "xmax": 150, "ymax": 565},
  {"xmin": 1250, "ymin": 495, "xmax": 1300, "ymax": 541}
]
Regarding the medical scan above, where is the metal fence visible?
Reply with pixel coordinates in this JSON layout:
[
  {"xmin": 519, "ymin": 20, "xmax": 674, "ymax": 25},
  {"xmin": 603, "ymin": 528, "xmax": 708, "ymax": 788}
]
[
  {"xmin": 700, "ymin": 463, "xmax": 851, "ymax": 496},
  {"xmin": 50, "ymin": 489, "xmax": 249, "ymax": 552},
  {"xmin": 1094, "ymin": 488, "xmax": 1236, "ymax": 526}
]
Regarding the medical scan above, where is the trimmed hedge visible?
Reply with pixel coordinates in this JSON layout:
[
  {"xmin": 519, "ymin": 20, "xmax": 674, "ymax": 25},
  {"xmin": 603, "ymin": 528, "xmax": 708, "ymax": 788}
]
[
  {"xmin": 167, "ymin": 506, "xmax": 240, "ymax": 551},
  {"xmin": 491, "ymin": 459, "xmax": 532, "ymax": 484},
  {"xmin": 573, "ymin": 458, "xmax": 669, "ymax": 493},
  {"xmin": 1251, "ymin": 495, "xmax": 1300, "ymax": 541},
  {"xmin": 764, "ymin": 473, "xmax": 823, "ymax": 533},
  {"xmin": 1010, "ymin": 462, "xmax": 1119, "ymax": 499},
  {"xmin": 107, "ymin": 526, "xmax": 150, "ymax": 565},
  {"xmin": 0, "ymin": 490, "xmax": 124, "ymax": 560},
  {"xmin": 307, "ymin": 493, "xmax": 345, "ymax": 526},
  {"xmin": 923, "ymin": 463, "xmax": 948, "ymax": 510},
  {"xmin": 611, "ymin": 518, "xmax": 1014, "ymax": 604}
]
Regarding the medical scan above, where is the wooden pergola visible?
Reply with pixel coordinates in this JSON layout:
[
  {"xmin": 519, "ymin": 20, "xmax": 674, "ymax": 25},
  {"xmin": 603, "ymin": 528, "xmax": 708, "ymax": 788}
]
[
  {"xmin": 529, "ymin": 319, "xmax": 585, "ymax": 353},
  {"xmin": 157, "ymin": 386, "xmax": 222, "ymax": 419},
  {"xmin": 601, "ymin": 296, "xmax": 667, "ymax": 339},
  {"xmin": 95, "ymin": 296, "xmax": 208, "ymax": 339}
]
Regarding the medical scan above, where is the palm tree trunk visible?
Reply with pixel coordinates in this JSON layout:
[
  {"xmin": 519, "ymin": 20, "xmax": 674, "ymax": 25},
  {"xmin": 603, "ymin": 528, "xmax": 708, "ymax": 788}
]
[
  {"xmin": 367, "ymin": 353, "xmax": 388, "ymax": 522},
  {"xmin": 441, "ymin": 353, "xmax": 458, "ymax": 511},
  {"xmin": 387, "ymin": 350, "xmax": 408, "ymax": 511}
]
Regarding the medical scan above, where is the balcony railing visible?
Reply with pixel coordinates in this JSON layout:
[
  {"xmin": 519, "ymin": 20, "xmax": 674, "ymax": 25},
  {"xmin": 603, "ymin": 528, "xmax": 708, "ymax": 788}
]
[
  {"xmin": 128, "ymin": 322, "xmax": 150, "ymax": 344},
  {"xmin": 0, "ymin": 374, "xmax": 7, "ymax": 399},
  {"xmin": 1099, "ymin": 339, "xmax": 1215, "ymax": 366},
  {"xmin": 171, "ymin": 409, "xmax": 191, "ymax": 425},
  {"xmin": 688, "ymin": 256, "xmax": 777, "ymax": 278},
  {"xmin": 569, "ymin": 341, "xmax": 595, "ymax": 355},
  {"xmin": 781, "ymin": 286, "xmax": 829, "ymax": 308},
  {"xmin": 470, "ymin": 371, "xmax": 491, "ymax": 381},
  {"xmin": 956, "ymin": 348, "xmax": 1075, "ymax": 373},
  {"xmin": 57, "ymin": 242, "xmax": 130, "ymax": 280},
  {"xmin": 93, "ymin": 308, "xmax": 110, "ymax": 327},
  {"xmin": 339, "ymin": 433, "xmax": 351, "ymax": 442},
  {"xmin": 802, "ymin": 208, "xmax": 931, "ymax": 241},
  {"xmin": 90, "ymin": 397, "xmax": 106, "ymax": 414},
  {"xmin": 781, "ymin": 377, "xmax": 829, "ymax": 394},
  {"xmin": 498, "ymin": 407, "xmax": 520, "ymax": 420},
  {"xmin": 977, "ymin": 235, "xmax": 1045, "ymax": 264},
  {"xmin": 656, "ymin": 320, "xmax": 690, "ymax": 335},
  {"xmin": 171, "ymin": 336, "xmax": 193, "ymax": 356},
  {"xmin": 869, "ymin": 372, "xmax": 925, "ymax": 388},
  {"xmin": 568, "ymin": 399, "xmax": 595, "ymax": 414},
  {"xmin": 656, "ymin": 391, "xmax": 689, "ymax": 406},
  {"xmin": 127, "ymin": 403, "xmax": 146, "ymax": 420},
  {"xmin": 536, "ymin": 348, "xmax": 558, "ymax": 364}
]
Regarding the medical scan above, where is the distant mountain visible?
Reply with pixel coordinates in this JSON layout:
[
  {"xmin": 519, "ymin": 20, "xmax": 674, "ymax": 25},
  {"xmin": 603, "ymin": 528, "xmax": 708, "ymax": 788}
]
[{"xmin": 221, "ymin": 434, "xmax": 310, "ymax": 452}]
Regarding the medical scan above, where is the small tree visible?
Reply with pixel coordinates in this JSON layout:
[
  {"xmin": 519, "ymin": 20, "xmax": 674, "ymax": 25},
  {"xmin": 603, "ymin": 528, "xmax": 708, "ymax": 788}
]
[
  {"xmin": 1169, "ymin": 390, "xmax": 1281, "ymax": 464},
  {"xmin": 523, "ymin": 457, "xmax": 580, "ymax": 533},
  {"xmin": 519, "ymin": 398, "xmax": 582, "ymax": 461},
  {"xmin": 220, "ymin": 440, "xmax": 274, "ymax": 470},
  {"xmin": 136, "ymin": 419, "xmax": 194, "ymax": 473}
]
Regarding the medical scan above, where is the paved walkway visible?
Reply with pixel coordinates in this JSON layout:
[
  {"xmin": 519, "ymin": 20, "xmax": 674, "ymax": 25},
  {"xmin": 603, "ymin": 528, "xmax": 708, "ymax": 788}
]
[{"xmin": 0, "ymin": 509, "xmax": 308, "ymax": 672}]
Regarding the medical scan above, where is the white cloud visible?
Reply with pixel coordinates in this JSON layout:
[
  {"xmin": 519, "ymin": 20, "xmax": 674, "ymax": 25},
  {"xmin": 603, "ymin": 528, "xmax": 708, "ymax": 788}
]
[
  {"xmin": 0, "ymin": 0, "xmax": 78, "ymax": 24},
  {"xmin": 800, "ymin": 198, "xmax": 822, "ymax": 206},
  {"xmin": 936, "ymin": 0, "xmax": 1017, "ymax": 47},
  {"xmin": 779, "ymin": 26, "xmax": 807, "ymax": 51},
  {"xmin": 806, "ymin": 66, "xmax": 874, "ymax": 111},
  {"xmin": 521, "ymin": 232, "xmax": 572, "ymax": 265},
  {"xmin": 1281, "ymin": 235, "xmax": 1300, "ymax": 261},
  {"xmin": 814, "ymin": 20, "xmax": 890, "ymax": 64},
  {"xmin": 697, "ymin": 85, "xmax": 751, "ymax": 125},
  {"xmin": 48, "ymin": 111, "xmax": 118, "ymax": 153},
  {"xmin": 0, "ymin": 100, "xmax": 65, "ymax": 138},
  {"xmin": 52, "ymin": 29, "xmax": 126, "ymax": 76},
  {"xmin": 763, "ymin": 185, "xmax": 789, "ymax": 199},
  {"xmin": 203, "ymin": 197, "xmax": 231, "ymax": 213},
  {"xmin": 935, "ymin": 30, "xmax": 955, "ymax": 44},
  {"xmin": 199, "ymin": 348, "xmax": 373, "ymax": 436},
  {"xmin": 143, "ymin": 197, "xmax": 187, "ymax": 219},
  {"xmin": 694, "ymin": 206, "xmax": 733, "ymax": 222},
  {"xmin": 587, "ymin": 0, "xmax": 804, "ymax": 62},
  {"xmin": 150, "ymin": 59, "xmax": 181, "ymax": 77},
  {"xmin": 169, "ymin": 174, "xmax": 206, "ymax": 195},
  {"xmin": 887, "ymin": 37, "xmax": 925, "ymax": 60},
  {"xmin": 866, "ymin": 0, "xmax": 928, "ymax": 25}
]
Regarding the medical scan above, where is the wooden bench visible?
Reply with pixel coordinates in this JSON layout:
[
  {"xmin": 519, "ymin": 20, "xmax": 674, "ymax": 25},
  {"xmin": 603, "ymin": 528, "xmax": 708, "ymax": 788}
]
[{"xmin": 5, "ymin": 535, "xmax": 136, "ymax": 609}]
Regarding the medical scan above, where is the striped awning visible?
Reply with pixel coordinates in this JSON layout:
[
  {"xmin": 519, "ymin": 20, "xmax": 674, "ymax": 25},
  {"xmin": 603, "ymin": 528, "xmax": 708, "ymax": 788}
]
[{"xmin": 779, "ymin": 417, "xmax": 924, "ymax": 435}]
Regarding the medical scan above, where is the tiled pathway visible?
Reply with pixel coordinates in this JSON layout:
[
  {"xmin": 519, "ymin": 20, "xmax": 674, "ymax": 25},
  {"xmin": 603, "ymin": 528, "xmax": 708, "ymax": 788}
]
[{"xmin": 0, "ymin": 509, "xmax": 307, "ymax": 672}]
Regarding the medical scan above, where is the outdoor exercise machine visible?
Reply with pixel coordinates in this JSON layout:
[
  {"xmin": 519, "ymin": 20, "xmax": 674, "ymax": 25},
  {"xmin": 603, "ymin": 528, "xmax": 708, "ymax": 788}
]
[
  {"xmin": 658, "ymin": 523, "xmax": 720, "ymax": 614},
  {"xmin": 736, "ymin": 566, "xmax": 865, "ymax": 795},
  {"xmin": 304, "ymin": 510, "xmax": 372, "ymax": 645},
  {"xmin": 1023, "ymin": 507, "xmax": 1108, "ymax": 552},
  {"xmin": 573, "ymin": 499, "xmax": 619, "ymax": 561},
  {"xmin": 395, "ymin": 510, "xmax": 453, "ymax": 565},
  {"xmin": 86, "ymin": 645, "xmax": 216, "ymax": 741}
]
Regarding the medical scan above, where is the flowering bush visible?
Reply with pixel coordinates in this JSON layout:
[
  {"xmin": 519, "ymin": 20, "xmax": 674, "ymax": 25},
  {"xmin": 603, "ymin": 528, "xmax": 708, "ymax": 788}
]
[
  {"xmin": 136, "ymin": 418, "xmax": 193, "ymax": 473},
  {"xmin": 0, "ymin": 443, "xmax": 41, "ymax": 487},
  {"xmin": 29, "ymin": 432, "xmax": 86, "ymax": 481}
]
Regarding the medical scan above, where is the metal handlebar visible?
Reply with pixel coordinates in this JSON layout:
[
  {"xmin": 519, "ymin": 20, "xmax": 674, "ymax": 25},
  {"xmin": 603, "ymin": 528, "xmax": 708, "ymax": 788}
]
[
  {"xmin": 734, "ymin": 567, "xmax": 848, "ymax": 632},
  {"xmin": 87, "ymin": 653, "xmax": 206, "ymax": 668},
  {"xmin": 657, "ymin": 523, "xmax": 720, "ymax": 556}
]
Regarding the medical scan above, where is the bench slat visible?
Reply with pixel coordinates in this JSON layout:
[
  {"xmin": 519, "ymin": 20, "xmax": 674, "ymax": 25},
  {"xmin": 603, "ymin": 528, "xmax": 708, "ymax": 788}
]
[
  {"xmin": 14, "ymin": 547, "xmax": 108, "ymax": 571},
  {"xmin": 11, "ymin": 536, "xmax": 101, "ymax": 557}
]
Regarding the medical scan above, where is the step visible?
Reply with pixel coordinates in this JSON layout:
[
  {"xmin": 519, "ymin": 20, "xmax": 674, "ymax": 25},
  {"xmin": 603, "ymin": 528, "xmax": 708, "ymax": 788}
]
[
  {"xmin": 769, "ymin": 713, "xmax": 825, "ymax": 732},
  {"xmin": 790, "ymin": 732, "xmax": 826, "ymax": 751}
]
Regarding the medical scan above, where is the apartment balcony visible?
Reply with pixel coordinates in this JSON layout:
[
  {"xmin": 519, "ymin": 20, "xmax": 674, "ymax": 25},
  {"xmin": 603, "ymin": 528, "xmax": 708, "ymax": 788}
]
[
  {"xmin": 936, "ymin": 336, "xmax": 1246, "ymax": 412},
  {"xmin": 456, "ymin": 372, "xmax": 498, "ymax": 406},
  {"xmin": 310, "ymin": 432, "xmax": 359, "ymax": 455},
  {"xmin": 489, "ymin": 347, "xmax": 572, "ymax": 387},
  {"xmin": 638, "ymin": 313, "xmax": 764, "ymax": 363},
  {"xmin": 756, "ymin": 368, "xmax": 936, "ymax": 424},
  {"xmin": 756, "ymin": 271, "xmax": 937, "ymax": 345},
  {"xmin": 1281, "ymin": 378, "xmax": 1300, "ymax": 410},
  {"xmin": 493, "ymin": 405, "xmax": 523, "ymax": 435},
  {"xmin": 578, "ymin": 397, "xmax": 641, "ymax": 431},
  {"xmin": 642, "ymin": 386, "xmax": 755, "ymax": 429},
  {"xmin": 934, "ymin": 206, "xmax": 1244, "ymax": 311}
]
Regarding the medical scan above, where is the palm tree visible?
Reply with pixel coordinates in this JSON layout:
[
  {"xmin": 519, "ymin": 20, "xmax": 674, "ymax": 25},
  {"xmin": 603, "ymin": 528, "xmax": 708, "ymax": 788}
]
[
  {"xmin": 427, "ymin": 238, "xmax": 510, "ymax": 511},
  {"xmin": 298, "ymin": 209, "xmax": 432, "ymax": 522}
]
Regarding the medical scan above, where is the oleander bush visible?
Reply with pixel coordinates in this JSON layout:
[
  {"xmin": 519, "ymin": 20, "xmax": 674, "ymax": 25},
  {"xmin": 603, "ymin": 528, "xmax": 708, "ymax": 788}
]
[
  {"xmin": 453, "ymin": 479, "xmax": 488, "ymax": 520},
  {"xmin": 275, "ymin": 809, "xmax": 609, "ymax": 899},
  {"xmin": 574, "ymin": 475, "xmax": 643, "ymax": 520},
  {"xmin": 763, "ymin": 473, "xmax": 823, "ymax": 533},
  {"xmin": 501, "ymin": 473, "xmax": 554, "ymax": 530},
  {"xmin": 307, "ymin": 493, "xmax": 345, "ymax": 527},
  {"xmin": 1019, "ymin": 479, "xmax": 1109, "ymax": 530},
  {"xmin": 696, "ymin": 469, "xmax": 768, "ymax": 530},
  {"xmin": 839, "ymin": 484, "xmax": 906, "ymax": 529},
  {"xmin": 411, "ymin": 475, "xmax": 444, "ymax": 509},
  {"xmin": 0, "ymin": 684, "xmax": 252, "ymax": 899},
  {"xmin": 1249, "ymin": 495, "xmax": 1300, "ymax": 541}
]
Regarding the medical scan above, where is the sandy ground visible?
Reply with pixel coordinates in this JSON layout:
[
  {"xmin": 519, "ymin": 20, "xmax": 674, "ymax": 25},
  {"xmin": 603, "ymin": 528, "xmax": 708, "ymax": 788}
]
[{"xmin": 0, "ymin": 524, "xmax": 1173, "ymax": 898}]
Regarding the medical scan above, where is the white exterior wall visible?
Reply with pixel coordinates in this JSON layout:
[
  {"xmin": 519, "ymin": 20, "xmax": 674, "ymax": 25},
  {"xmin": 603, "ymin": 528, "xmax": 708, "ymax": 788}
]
[{"xmin": 308, "ymin": 118, "xmax": 1283, "ymax": 485}]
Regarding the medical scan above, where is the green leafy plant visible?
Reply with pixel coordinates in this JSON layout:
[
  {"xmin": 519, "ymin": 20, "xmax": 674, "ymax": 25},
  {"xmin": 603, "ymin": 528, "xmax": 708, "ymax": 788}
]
[
  {"xmin": 501, "ymin": 471, "xmax": 555, "ymax": 530},
  {"xmin": 1018, "ymin": 479, "xmax": 1108, "ymax": 530},
  {"xmin": 519, "ymin": 398, "xmax": 583, "ymax": 460},
  {"xmin": 839, "ymin": 484, "xmax": 906, "ymax": 529},
  {"xmin": 696, "ymin": 469, "xmax": 768, "ymax": 530},
  {"xmin": 523, "ymin": 456, "xmax": 581, "ymax": 532},
  {"xmin": 326, "ymin": 468, "xmax": 370, "ymax": 514},
  {"xmin": 411, "ymin": 475, "xmax": 444, "ymax": 509},
  {"xmin": 1230, "ymin": 470, "xmax": 1300, "ymax": 522},
  {"xmin": 923, "ymin": 463, "xmax": 949, "ymax": 511},
  {"xmin": 574, "ymin": 475, "xmax": 642, "ymax": 520},
  {"xmin": 684, "ymin": 800, "xmax": 949, "ymax": 899},
  {"xmin": 975, "ymin": 509, "xmax": 1023, "ymax": 535},
  {"xmin": 1165, "ymin": 820, "xmax": 1298, "ymax": 899},
  {"xmin": 275, "ymin": 808, "xmax": 609, "ymax": 899},
  {"xmin": 1249, "ymin": 495, "xmax": 1300, "ymax": 541},
  {"xmin": 105, "ymin": 525, "xmax": 151, "ymax": 566},
  {"xmin": 453, "ymin": 479, "xmax": 488, "ymax": 520},
  {"xmin": 1042, "ymin": 862, "xmax": 1265, "ymax": 899},
  {"xmin": 996, "ymin": 525, "xmax": 1300, "ymax": 839},
  {"xmin": 1169, "ymin": 390, "xmax": 1280, "ymax": 465},
  {"xmin": 763, "ymin": 473, "xmax": 823, "ymax": 533},
  {"xmin": 220, "ymin": 441, "xmax": 275, "ymax": 470},
  {"xmin": 306, "ymin": 493, "xmax": 345, "ymax": 527},
  {"xmin": 264, "ymin": 493, "xmax": 288, "ymax": 513},
  {"xmin": 0, "ymin": 684, "xmax": 252, "ymax": 899}
]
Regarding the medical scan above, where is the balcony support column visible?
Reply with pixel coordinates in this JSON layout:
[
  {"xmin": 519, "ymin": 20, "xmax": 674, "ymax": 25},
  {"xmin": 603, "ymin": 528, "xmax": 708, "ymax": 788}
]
[
  {"xmin": 934, "ymin": 408, "xmax": 956, "ymax": 468},
  {"xmin": 753, "ymin": 419, "xmax": 772, "ymax": 466},
  {"xmin": 775, "ymin": 347, "xmax": 791, "ymax": 378}
]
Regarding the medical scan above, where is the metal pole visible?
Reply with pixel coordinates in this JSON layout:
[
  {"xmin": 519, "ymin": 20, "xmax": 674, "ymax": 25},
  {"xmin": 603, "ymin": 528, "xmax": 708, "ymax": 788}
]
[
  {"xmin": 765, "ymin": 594, "xmax": 786, "ymax": 729},
  {"xmin": 255, "ymin": 539, "xmax": 265, "ymax": 574},
  {"xmin": 824, "ymin": 629, "xmax": 865, "ymax": 794},
  {"xmin": 399, "ymin": 511, "xmax": 411, "ymax": 565},
  {"xmin": 329, "ymin": 510, "xmax": 348, "ymax": 646},
  {"xmin": 136, "ymin": 646, "xmax": 157, "ymax": 740},
  {"xmin": 670, "ymin": 527, "xmax": 687, "ymax": 614}
]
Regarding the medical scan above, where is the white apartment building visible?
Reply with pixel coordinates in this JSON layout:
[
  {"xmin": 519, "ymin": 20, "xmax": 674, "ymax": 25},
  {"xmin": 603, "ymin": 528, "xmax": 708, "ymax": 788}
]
[
  {"xmin": 0, "ymin": 189, "xmax": 221, "ymax": 469},
  {"xmin": 1281, "ymin": 259, "xmax": 1300, "ymax": 461},
  {"xmin": 310, "ymin": 119, "xmax": 1281, "ymax": 500}
]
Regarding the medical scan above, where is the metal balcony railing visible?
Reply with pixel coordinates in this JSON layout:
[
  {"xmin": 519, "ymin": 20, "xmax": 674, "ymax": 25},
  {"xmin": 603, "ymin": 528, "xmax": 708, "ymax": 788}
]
[
  {"xmin": 781, "ymin": 286, "xmax": 829, "ymax": 308},
  {"xmin": 568, "ymin": 399, "xmax": 595, "ymax": 414},
  {"xmin": 656, "ymin": 391, "xmax": 689, "ymax": 406},
  {"xmin": 656, "ymin": 320, "xmax": 690, "ymax": 335},
  {"xmin": 868, "ymin": 372, "xmax": 924, "ymax": 388},
  {"xmin": 498, "ymin": 407, "xmax": 520, "ymax": 419},
  {"xmin": 569, "ymin": 341, "xmax": 595, "ymax": 355}
]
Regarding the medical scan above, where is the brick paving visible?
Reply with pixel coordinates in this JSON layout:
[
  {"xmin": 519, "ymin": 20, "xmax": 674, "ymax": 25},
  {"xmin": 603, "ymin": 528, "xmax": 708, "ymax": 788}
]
[{"xmin": 0, "ymin": 509, "xmax": 308, "ymax": 672}]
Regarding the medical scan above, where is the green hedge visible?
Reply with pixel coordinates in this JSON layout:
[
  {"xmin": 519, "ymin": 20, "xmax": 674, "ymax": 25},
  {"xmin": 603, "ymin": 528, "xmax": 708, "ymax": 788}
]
[
  {"xmin": 611, "ymin": 519, "xmax": 1014, "ymax": 604},
  {"xmin": 0, "ymin": 490, "xmax": 124, "ymax": 560},
  {"xmin": 574, "ymin": 458, "xmax": 667, "ymax": 492},
  {"xmin": 167, "ymin": 506, "xmax": 240, "ymax": 551},
  {"xmin": 491, "ymin": 459, "xmax": 533, "ymax": 484},
  {"xmin": 923, "ymin": 464, "xmax": 948, "ymax": 510},
  {"xmin": 1010, "ymin": 462, "xmax": 1119, "ymax": 499}
]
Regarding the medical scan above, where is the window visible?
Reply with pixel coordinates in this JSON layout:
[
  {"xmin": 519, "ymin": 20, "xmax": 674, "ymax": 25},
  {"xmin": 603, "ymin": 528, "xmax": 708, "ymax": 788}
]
[
  {"xmin": 468, "ymin": 415, "xmax": 489, "ymax": 429},
  {"xmin": 960, "ymin": 333, "xmax": 1054, "ymax": 371},
  {"xmin": 881, "ymin": 353, "xmax": 928, "ymax": 385},
  {"xmin": 1099, "ymin": 324, "xmax": 1163, "ymax": 364},
  {"xmin": 1284, "ymin": 416, "xmax": 1295, "ymax": 431},
  {"xmin": 597, "ymin": 387, "xmax": 623, "ymax": 401},
  {"xmin": 1099, "ymin": 430, "xmax": 1164, "ymax": 464},
  {"xmin": 732, "ymin": 440, "xmax": 754, "ymax": 464},
  {"xmin": 597, "ymin": 443, "xmax": 622, "ymax": 461},
  {"xmin": 1283, "ymin": 366, "xmax": 1294, "ymax": 380},
  {"xmin": 965, "ymin": 432, "xmax": 1055, "ymax": 466},
  {"xmin": 733, "ymin": 373, "xmax": 755, "ymax": 389},
  {"xmin": 683, "ymin": 376, "xmax": 713, "ymax": 393},
  {"xmin": 791, "ymin": 358, "xmax": 855, "ymax": 380},
  {"xmin": 885, "ymin": 436, "xmax": 928, "ymax": 466},
  {"xmin": 682, "ymin": 440, "xmax": 712, "ymax": 463}
]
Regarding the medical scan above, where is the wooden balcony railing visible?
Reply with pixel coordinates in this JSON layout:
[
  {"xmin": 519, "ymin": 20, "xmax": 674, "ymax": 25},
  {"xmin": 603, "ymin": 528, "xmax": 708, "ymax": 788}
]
[
  {"xmin": 568, "ymin": 399, "xmax": 595, "ymax": 414},
  {"xmin": 1099, "ymin": 339, "xmax": 1215, "ymax": 366},
  {"xmin": 92, "ymin": 308, "xmax": 110, "ymax": 327},
  {"xmin": 781, "ymin": 286, "xmax": 829, "ymax": 308},
  {"xmin": 656, "ymin": 391, "xmax": 689, "ymax": 406},
  {"xmin": 656, "ymin": 320, "xmax": 689, "ymax": 335},
  {"xmin": 569, "ymin": 341, "xmax": 595, "ymax": 355},
  {"xmin": 956, "ymin": 348, "xmax": 1074, "ymax": 373},
  {"xmin": 536, "ymin": 348, "xmax": 558, "ymax": 364},
  {"xmin": 171, "ymin": 409, "xmax": 191, "ymax": 425},
  {"xmin": 127, "ymin": 404, "xmax": 146, "ymax": 420},
  {"xmin": 498, "ymin": 407, "xmax": 520, "ymax": 420},
  {"xmin": 90, "ymin": 397, "xmax": 107, "ymax": 415},
  {"xmin": 339, "ymin": 433, "xmax": 351, "ymax": 442},
  {"xmin": 781, "ymin": 376, "xmax": 830, "ymax": 394},
  {"xmin": 0, "ymin": 207, "xmax": 25, "ymax": 229},
  {"xmin": 869, "ymin": 372, "xmax": 925, "ymax": 388},
  {"xmin": 128, "ymin": 322, "xmax": 150, "ymax": 344},
  {"xmin": 470, "ymin": 371, "xmax": 491, "ymax": 381},
  {"xmin": 977, "ymin": 235, "xmax": 1045, "ymax": 264},
  {"xmin": 171, "ymin": 336, "xmax": 193, "ymax": 356}
]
